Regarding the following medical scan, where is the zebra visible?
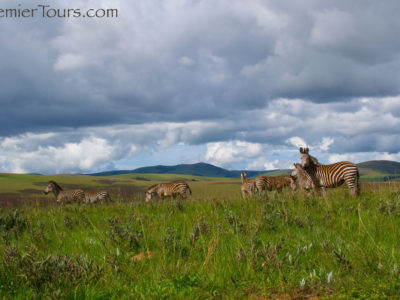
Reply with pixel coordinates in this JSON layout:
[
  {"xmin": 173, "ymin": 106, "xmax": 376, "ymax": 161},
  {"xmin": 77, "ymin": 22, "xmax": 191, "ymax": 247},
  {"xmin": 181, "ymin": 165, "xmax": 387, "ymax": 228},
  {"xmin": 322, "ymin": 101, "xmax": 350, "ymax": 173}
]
[
  {"xmin": 145, "ymin": 180, "xmax": 192, "ymax": 201},
  {"xmin": 43, "ymin": 181, "xmax": 85, "ymax": 204},
  {"xmin": 291, "ymin": 163, "xmax": 313, "ymax": 192},
  {"xmin": 299, "ymin": 147, "xmax": 360, "ymax": 196},
  {"xmin": 240, "ymin": 172, "xmax": 257, "ymax": 199},
  {"xmin": 85, "ymin": 191, "xmax": 112, "ymax": 204},
  {"xmin": 255, "ymin": 175, "xmax": 296, "ymax": 194}
]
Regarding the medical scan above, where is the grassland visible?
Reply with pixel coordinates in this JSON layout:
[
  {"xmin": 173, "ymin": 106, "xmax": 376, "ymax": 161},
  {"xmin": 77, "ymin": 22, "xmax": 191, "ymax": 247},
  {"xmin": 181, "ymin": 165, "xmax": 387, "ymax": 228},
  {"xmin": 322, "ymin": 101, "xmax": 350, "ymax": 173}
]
[{"xmin": 1, "ymin": 174, "xmax": 400, "ymax": 298}]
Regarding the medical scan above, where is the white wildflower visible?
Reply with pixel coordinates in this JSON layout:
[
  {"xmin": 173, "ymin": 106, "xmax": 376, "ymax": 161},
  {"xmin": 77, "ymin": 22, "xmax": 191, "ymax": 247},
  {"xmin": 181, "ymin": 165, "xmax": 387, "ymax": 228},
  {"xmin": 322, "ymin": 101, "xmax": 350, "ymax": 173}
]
[
  {"xmin": 326, "ymin": 271, "xmax": 333, "ymax": 283},
  {"xmin": 300, "ymin": 278, "xmax": 306, "ymax": 289}
]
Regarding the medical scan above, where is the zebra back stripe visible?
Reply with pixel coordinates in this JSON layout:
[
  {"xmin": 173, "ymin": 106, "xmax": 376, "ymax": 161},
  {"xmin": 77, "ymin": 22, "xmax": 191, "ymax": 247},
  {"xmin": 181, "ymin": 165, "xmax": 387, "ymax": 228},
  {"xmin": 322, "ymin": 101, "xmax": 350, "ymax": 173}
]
[
  {"xmin": 316, "ymin": 161, "xmax": 359, "ymax": 189},
  {"xmin": 146, "ymin": 180, "xmax": 191, "ymax": 200},
  {"xmin": 85, "ymin": 191, "xmax": 111, "ymax": 203},
  {"xmin": 255, "ymin": 175, "xmax": 293, "ymax": 192},
  {"xmin": 58, "ymin": 189, "xmax": 85, "ymax": 204}
]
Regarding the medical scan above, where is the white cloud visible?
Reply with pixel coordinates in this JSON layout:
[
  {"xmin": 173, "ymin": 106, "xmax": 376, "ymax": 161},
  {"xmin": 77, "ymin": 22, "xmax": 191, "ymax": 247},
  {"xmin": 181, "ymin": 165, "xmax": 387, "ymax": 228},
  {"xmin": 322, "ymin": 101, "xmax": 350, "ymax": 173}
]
[
  {"xmin": 318, "ymin": 137, "xmax": 334, "ymax": 151},
  {"xmin": 328, "ymin": 152, "xmax": 400, "ymax": 164},
  {"xmin": 1, "ymin": 137, "xmax": 116, "ymax": 174},
  {"xmin": 205, "ymin": 140, "xmax": 263, "ymax": 167},
  {"xmin": 286, "ymin": 136, "xmax": 307, "ymax": 148},
  {"xmin": 54, "ymin": 53, "xmax": 87, "ymax": 71}
]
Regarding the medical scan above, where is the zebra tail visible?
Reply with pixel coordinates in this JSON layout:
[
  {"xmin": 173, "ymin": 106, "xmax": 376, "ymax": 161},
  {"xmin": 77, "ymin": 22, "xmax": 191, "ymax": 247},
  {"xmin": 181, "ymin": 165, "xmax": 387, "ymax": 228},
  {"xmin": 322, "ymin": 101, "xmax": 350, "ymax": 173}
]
[
  {"xmin": 356, "ymin": 169, "xmax": 361, "ymax": 196},
  {"xmin": 187, "ymin": 185, "xmax": 192, "ymax": 195}
]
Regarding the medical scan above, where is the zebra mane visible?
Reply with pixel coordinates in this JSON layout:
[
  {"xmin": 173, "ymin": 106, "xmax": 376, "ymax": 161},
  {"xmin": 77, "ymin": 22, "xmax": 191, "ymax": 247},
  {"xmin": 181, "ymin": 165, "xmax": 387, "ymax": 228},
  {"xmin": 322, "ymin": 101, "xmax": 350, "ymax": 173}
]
[
  {"xmin": 48, "ymin": 180, "xmax": 63, "ymax": 191},
  {"xmin": 309, "ymin": 155, "xmax": 319, "ymax": 165},
  {"xmin": 294, "ymin": 163, "xmax": 308, "ymax": 174},
  {"xmin": 145, "ymin": 184, "xmax": 158, "ymax": 192}
]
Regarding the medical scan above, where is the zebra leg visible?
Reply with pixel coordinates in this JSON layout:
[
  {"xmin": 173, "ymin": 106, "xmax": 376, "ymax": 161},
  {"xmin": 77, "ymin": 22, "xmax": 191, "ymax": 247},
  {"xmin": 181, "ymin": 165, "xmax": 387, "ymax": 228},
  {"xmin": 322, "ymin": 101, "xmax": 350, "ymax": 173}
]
[
  {"xmin": 349, "ymin": 184, "xmax": 359, "ymax": 197},
  {"xmin": 355, "ymin": 172, "xmax": 361, "ymax": 196},
  {"xmin": 345, "ymin": 176, "xmax": 359, "ymax": 197},
  {"xmin": 356, "ymin": 180, "xmax": 360, "ymax": 196},
  {"xmin": 312, "ymin": 185, "xmax": 321, "ymax": 197},
  {"xmin": 241, "ymin": 189, "xmax": 246, "ymax": 200}
]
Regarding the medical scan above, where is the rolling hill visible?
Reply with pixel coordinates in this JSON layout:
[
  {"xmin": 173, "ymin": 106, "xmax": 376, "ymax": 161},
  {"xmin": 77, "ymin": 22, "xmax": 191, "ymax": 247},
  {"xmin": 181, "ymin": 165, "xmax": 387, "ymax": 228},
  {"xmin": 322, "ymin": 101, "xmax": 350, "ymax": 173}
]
[
  {"xmin": 90, "ymin": 162, "xmax": 269, "ymax": 178},
  {"xmin": 357, "ymin": 160, "xmax": 400, "ymax": 181},
  {"xmin": 89, "ymin": 160, "xmax": 400, "ymax": 181}
]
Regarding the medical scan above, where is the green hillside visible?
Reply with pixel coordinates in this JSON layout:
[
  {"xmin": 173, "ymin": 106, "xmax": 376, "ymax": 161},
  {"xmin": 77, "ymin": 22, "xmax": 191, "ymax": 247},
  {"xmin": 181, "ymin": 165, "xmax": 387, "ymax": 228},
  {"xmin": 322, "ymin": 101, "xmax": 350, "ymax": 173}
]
[
  {"xmin": 357, "ymin": 160, "xmax": 400, "ymax": 174},
  {"xmin": 357, "ymin": 160, "xmax": 400, "ymax": 181}
]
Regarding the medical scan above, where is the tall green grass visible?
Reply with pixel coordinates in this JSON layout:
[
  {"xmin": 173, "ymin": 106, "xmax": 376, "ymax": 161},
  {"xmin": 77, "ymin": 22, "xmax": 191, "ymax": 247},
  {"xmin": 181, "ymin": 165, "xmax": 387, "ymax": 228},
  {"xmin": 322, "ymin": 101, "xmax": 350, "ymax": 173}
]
[{"xmin": 1, "ymin": 182, "xmax": 400, "ymax": 298}]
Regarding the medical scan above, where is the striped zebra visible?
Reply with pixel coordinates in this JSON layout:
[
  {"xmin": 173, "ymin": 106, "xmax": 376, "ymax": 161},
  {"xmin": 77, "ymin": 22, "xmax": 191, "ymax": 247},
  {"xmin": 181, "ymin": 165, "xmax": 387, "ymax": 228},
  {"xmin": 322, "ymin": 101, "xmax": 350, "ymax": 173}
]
[
  {"xmin": 299, "ymin": 147, "xmax": 360, "ymax": 196},
  {"xmin": 85, "ymin": 191, "xmax": 112, "ymax": 204},
  {"xmin": 145, "ymin": 180, "xmax": 192, "ymax": 201},
  {"xmin": 43, "ymin": 181, "xmax": 85, "ymax": 204},
  {"xmin": 291, "ymin": 163, "xmax": 313, "ymax": 192},
  {"xmin": 255, "ymin": 175, "xmax": 296, "ymax": 194},
  {"xmin": 240, "ymin": 173, "xmax": 257, "ymax": 199}
]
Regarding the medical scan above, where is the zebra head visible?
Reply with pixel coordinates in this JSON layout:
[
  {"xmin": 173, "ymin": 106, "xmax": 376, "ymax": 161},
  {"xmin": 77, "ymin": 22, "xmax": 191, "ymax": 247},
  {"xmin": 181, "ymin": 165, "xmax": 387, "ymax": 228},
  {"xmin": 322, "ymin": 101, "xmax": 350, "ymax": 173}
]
[
  {"xmin": 145, "ymin": 191, "xmax": 153, "ymax": 201},
  {"xmin": 300, "ymin": 147, "xmax": 320, "ymax": 169},
  {"xmin": 145, "ymin": 184, "xmax": 157, "ymax": 202},
  {"xmin": 291, "ymin": 163, "xmax": 302, "ymax": 178},
  {"xmin": 44, "ymin": 181, "xmax": 62, "ymax": 197},
  {"xmin": 240, "ymin": 172, "xmax": 247, "ymax": 184},
  {"xmin": 299, "ymin": 147, "xmax": 311, "ymax": 169},
  {"xmin": 44, "ymin": 181, "xmax": 54, "ymax": 194}
]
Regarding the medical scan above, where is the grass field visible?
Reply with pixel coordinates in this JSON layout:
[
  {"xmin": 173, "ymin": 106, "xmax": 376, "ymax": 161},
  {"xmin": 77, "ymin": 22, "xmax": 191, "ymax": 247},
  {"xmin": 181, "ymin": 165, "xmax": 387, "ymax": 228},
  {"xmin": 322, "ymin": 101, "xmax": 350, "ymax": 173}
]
[{"xmin": 1, "ymin": 174, "xmax": 400, "ymax": 298}]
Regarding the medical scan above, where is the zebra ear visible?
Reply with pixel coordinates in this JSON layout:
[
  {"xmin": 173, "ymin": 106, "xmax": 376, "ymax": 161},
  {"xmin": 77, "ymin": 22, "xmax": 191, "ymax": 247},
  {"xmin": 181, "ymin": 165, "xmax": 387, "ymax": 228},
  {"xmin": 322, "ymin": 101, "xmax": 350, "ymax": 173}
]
[
  {"xmin": 299, "ymin": 147, "xmax": 303, "ymax": 153},
  {"xmin": 305, "ymin": 147, "xmax": 309, "ymax": 154}
]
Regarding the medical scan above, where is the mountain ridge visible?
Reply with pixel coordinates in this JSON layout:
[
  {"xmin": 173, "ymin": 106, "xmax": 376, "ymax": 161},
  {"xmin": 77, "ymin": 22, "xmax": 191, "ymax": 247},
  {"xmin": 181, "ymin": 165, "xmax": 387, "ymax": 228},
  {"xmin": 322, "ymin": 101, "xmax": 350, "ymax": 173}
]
[{"xmin": 89, "ymin": 162, "xmax": 270, "ymax": 178}]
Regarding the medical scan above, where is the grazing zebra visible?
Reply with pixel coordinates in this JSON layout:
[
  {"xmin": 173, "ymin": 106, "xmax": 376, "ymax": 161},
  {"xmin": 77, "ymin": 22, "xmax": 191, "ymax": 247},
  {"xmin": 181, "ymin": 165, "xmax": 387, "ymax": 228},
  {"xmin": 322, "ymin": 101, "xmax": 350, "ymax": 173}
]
[
  {"xmin": 299, "ymin": 147, "xmax": 360, "ymax": 196},
  {"xmin": 85, "ymin": 191, "xmax": 112, "ymax": 204},
  {"xmin": 291, "ymin": 163, "xmax": 313, "ymax": 192},
  {"xmin": 240, "ymin": 173, "xmax": 257, "ymax": 199},
  {"xmin": 255, "ymin": 175, "xmax": 296, "ymax": 194},
  {"xmin": 145, "ymin": 180, "xmax": 192, "ymax": 201},
  {"xmin": 43, "ymin": 181, "xmax": 85, "ymax": 204}
]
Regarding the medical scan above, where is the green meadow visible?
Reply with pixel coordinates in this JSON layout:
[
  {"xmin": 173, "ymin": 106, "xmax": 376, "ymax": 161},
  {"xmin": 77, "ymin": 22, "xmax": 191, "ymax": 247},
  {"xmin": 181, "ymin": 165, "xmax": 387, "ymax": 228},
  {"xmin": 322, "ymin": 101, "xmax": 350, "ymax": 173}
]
[{"xmin": 1, "ymin": 174, "xmax": 400, "ymax": 298}]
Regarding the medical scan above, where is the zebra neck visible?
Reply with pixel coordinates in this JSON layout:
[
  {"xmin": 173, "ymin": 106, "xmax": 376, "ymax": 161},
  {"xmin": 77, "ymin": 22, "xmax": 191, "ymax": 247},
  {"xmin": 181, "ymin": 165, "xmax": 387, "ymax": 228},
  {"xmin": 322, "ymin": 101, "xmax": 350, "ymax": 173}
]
[
  {"xmin": 307, "ymin": 162, "xmax": 318, "ymax": 173},
  {"xmin": 52, "ymin": 187, "xmax": 61, "ymax": 197},
  {"xmin": 304, "ymin": 163, "xmax": 320, "ymax": 185},
  {"xmin": 299, "ymin": 171, "xmax": 310, "ymax": 182}
]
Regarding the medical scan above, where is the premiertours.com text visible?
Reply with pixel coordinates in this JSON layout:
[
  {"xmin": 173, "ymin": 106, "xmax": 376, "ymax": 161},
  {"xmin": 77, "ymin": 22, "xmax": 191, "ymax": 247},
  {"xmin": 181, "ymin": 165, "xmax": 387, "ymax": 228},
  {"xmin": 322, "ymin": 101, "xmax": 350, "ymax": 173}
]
[{"xmin": 0, "ymin": 4, "xmax": 118, "ymax": 18}]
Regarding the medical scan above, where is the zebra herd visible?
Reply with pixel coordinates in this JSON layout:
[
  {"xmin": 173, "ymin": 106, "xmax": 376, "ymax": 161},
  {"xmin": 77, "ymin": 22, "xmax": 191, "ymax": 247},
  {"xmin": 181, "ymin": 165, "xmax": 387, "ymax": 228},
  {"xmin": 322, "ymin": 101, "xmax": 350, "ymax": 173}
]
[
  {"xmin": 242, "ymin": 147, "xmax": 360, "ymax": 198},
  {"xmin": 43, "ymin": 148, "xmax": 360, "ymax": 204},
  {"xmin": 43, "ymin": 181, "xmax": 111, "ymax": 205}
]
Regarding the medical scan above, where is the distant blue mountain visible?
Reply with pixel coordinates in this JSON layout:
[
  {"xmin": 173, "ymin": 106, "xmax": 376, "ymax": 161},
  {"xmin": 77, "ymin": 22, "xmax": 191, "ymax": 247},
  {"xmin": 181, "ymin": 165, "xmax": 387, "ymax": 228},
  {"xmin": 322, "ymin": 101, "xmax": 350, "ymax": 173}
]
[{"xmin": 89, "ymin": 162, "xmax": 271, "ymax": 178}]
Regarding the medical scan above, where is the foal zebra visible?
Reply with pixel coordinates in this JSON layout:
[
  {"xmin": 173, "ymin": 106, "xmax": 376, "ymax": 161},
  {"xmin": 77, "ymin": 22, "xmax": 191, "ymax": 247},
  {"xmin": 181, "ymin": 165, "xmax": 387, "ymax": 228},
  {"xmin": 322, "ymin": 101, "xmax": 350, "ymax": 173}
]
[
  {"xmin": 85, "ymin": 191, "xmax": 112, "ymax": 204},
  {"xmin": 299, "ymin": 147, "xmax": 360, "ymax": 196},
  {"xmin": 44, "ymin": 181, "xmax": 85, "ymax": 204},
  {"xmin": 145, "ymin": 180, "xmax": 192, "ymax": 201},
  {"xmin": 240, "ymin": 173, "xmax": 257, "ymax": 199},
  {"xmin": 255, "ymin": 175, "xmax": 296, "ymax": 194},
  {"xmin": 291, "ymin": 163, "xmax": 313, "ymax": 192}
]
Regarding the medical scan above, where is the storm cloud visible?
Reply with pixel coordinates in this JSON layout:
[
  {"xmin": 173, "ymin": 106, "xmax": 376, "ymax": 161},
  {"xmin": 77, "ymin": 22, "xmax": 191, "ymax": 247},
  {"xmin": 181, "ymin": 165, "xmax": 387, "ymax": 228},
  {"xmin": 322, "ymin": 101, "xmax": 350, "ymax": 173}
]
[{"xmin": 1, "ymin": 0, "xmax": 400, "ymax": 173}]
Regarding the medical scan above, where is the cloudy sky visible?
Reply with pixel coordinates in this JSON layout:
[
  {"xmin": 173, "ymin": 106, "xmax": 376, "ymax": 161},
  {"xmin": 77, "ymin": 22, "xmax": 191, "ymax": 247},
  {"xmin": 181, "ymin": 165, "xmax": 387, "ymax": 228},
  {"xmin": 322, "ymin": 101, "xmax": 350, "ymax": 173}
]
[{"xmin": 1, "ymin": 0, "xmax": 400, "ymax": 174}]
